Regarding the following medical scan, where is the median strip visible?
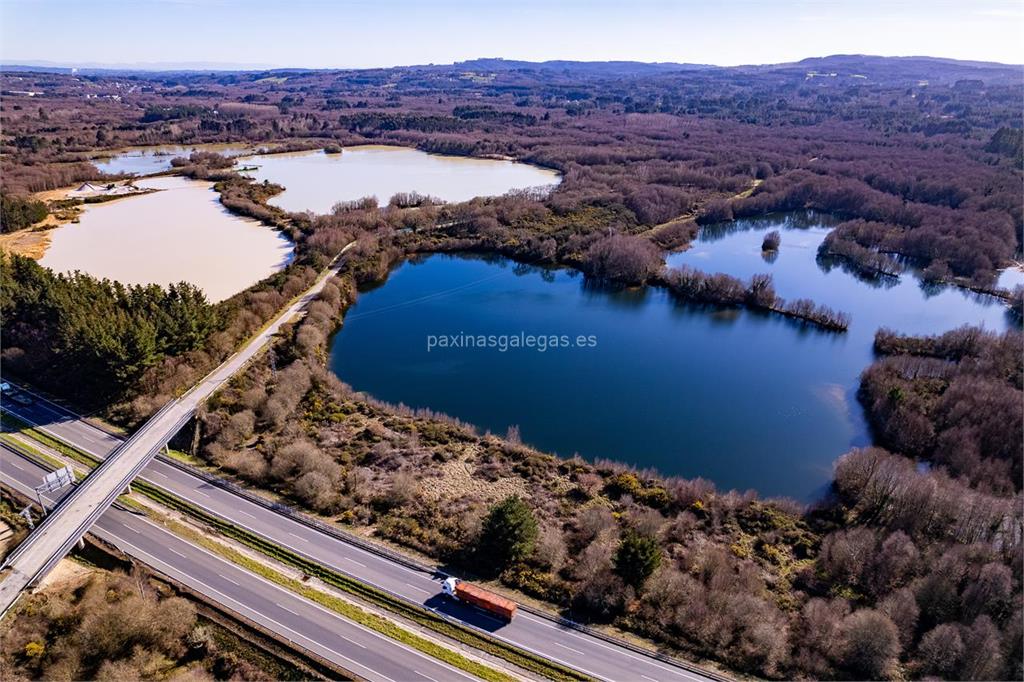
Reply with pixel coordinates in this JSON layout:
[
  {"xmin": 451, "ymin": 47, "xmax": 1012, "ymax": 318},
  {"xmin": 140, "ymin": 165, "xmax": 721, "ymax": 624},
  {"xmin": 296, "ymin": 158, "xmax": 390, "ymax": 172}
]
[{"xmin": 2, "ymin": 418, "xmax": 592, "ymax": 682}]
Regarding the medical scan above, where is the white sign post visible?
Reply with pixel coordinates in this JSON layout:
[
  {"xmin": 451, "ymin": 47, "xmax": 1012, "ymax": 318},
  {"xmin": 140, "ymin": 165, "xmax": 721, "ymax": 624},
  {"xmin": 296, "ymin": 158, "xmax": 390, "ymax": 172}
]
[
  {"xmin": 18, "ymin": 506, "xmax": 34, "ymax": 530},
  {"xmin": 34, "ymin": 465, "xmax": 75, "ymax": 515}
]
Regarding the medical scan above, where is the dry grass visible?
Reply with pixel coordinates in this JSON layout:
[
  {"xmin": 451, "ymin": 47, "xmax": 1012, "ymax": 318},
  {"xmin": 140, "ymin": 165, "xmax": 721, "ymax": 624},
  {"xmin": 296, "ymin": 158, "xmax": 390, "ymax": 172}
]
[
  {"xmin": 35, "ymin": 558, "xmax": 93, "ymax": 592},
  {"xmin": 0, "ymin": 226, "xmax": 52, "ymax": 258},
  {"xmin": 423, "ymin": 452, "xmax": 532, "ymax": 504}
]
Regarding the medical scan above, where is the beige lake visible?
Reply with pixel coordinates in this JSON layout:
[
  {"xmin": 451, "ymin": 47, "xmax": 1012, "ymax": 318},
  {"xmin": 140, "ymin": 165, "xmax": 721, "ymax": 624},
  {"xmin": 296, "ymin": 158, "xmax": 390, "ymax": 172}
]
[
  {"xmin": 39, "ymin": 176, "xmax": 294, "ymax": 302},
  {"xmin": 238, "ymin": 146, "xmax": 561, "ymax": 214},
  {"xmin": 92, "ymin": 143, "xmax": 270, "ymax": 176}
]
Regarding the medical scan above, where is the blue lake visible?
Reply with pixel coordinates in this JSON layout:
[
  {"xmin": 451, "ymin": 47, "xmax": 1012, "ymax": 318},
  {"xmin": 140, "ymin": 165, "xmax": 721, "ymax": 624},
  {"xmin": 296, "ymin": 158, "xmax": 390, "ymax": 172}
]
[{"xmin": 330, "ymin": 213, "xmax": 1014, "ymax": 499}]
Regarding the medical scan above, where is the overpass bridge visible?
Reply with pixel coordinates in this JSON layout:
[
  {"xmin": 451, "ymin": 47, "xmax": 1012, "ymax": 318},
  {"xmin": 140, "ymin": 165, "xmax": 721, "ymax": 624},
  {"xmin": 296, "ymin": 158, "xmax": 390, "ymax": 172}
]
[{"xmin": 0, "ymin": 246, "xmax": 352, "ymax": 616}]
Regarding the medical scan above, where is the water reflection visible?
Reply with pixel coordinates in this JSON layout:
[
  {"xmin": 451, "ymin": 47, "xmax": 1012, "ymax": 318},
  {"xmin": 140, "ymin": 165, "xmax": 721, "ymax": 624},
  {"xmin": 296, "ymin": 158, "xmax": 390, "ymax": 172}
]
[
  {"xmin": 93, "ymin": 144, "xmax": 266, "ymax": 176},
  {"xmin": 331, "ymin": 214, "xmax": 1011, "ymax": 499}
]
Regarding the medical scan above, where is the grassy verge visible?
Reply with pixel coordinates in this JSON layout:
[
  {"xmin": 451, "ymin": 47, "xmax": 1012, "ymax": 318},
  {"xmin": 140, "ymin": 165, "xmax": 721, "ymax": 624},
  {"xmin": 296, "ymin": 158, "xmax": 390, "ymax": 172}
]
[
  {"xmin": 163, "ymin": 447, "xmax": 206, "ymax": 467},
  {"xmin": 0, "ymin": 431, "xmax": 70, "ymax": 473},
  {"xmin": 4, "ymin": 419, "xmax": 591, "ymax": 682},
  {"xmin": 156, "ymin": 512, "xmax": 516, "ymax": 682},
  {"xmin": 135, "ymin": 480, "xmax": 588, "ymax": 682},
  {"xmin": 1, "ymin": 413, "xmax": 101, "ymax": 469}
]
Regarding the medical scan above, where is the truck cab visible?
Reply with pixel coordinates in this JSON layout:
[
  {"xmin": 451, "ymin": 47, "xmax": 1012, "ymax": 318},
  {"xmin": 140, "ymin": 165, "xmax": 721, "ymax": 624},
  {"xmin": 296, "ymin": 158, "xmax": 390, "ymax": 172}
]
[
  {"xmin": 440, "ymin": 575, "xmax": 517, "ymax": 621},
  {"xmin": 442, "ymin": 576, "xmax": 460, "ymax": 597}
]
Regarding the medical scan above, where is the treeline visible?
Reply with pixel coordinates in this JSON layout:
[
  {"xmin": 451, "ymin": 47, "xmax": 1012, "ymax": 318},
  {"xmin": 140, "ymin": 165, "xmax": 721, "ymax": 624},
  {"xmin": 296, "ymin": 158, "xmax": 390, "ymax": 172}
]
[
  {"xmin": 729, "ymin": 169, "xmax": 1018, "ymax": 283},
  {"xmin": 659, "ymin": 265, "xmax": 851, "ymax": 330},
  {"xmin": 806, "ymin": 447, "xmax": 1021, "ymax": 681},
  {"xmin": 818, "ymin": 225, "xmax": 904, "ymax": 279},
  {"xmin": 0, "ymin": 255, "xmax": 219, "ymax": 402},
  {"xmin": 0, "ymin": 192, "xmax": 47, "ymax": 232},
  {"xmin": 338, "ymin": 112, "xmax": 467, "ymax": 135},
  {"xmin": 141, "ymin": 104, "xmax": 211, "ymax": 122},
  {"xmin": 452, "ymin": 105, "xmax": 537, "ymax": 125},
  {"xmin": 861, "ymin": 326, "xmax": 1023, "ymax": 494}
]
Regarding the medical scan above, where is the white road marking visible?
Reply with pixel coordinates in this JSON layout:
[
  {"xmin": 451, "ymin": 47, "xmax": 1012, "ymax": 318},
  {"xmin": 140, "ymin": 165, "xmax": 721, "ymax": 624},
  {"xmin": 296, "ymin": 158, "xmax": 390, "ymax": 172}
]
[
  {"xmin": 288, "ymin": 531, "xmax": 308, "ymax": 542},
  {"xmin": 641, "ymin": 675, "xmax": 659, "ymax": 682},
  {"xmin": 236, "ymin": 509, "xmax": 257, "ymax": 520},
  {"xmin": 107, "ymin": 521, "xmax": 481, "ymax": 682},
  {"xmin": 167, "ymin": 547, "xmax": 186, "ymax": 559},
  {"xmin": 521, "ymin": 612, "xmax": 705, "ymax": 679},
  {"xmin": 404, "ymin": 583, "xmax": 431, "ymax": 594},
  {"xmin": 555, "ymin": 642, "xmax": 585, "ymax": 655},
  {"xmin": 343, "ymin": 557, "xmax": 367, "ymax": 568},
  {"xmin": 218, "ymin": 573, "xmax": 240, "ymax": 586},
  {"xmin": 5, "ymin": 381, "xmax": 706, "ymax": 682},
  {"xmin": 276, "ymin": 602, "xmax": 300, "ymax": 616},
  {"xmin": 111, "ymin": 535, "xmax": 398, "ymax": 682},
  {"xmin": 415, "ymin": 672, "xmax": 439, "ymax": 682}
]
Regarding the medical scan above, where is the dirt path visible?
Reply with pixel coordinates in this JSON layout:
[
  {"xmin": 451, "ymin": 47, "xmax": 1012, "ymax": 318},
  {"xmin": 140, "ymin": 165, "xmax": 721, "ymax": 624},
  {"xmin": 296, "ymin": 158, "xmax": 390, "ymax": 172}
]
[{"xmin": 643, "ymin": 178, "xmax": 763, "ymax": 241}]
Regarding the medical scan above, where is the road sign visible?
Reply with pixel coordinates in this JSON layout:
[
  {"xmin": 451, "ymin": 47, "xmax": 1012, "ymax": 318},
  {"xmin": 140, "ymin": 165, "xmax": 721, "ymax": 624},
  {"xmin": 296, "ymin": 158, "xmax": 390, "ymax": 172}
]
[{"xmin": 38, "ymin": 466, "xmax": 74, "ymax": 494}]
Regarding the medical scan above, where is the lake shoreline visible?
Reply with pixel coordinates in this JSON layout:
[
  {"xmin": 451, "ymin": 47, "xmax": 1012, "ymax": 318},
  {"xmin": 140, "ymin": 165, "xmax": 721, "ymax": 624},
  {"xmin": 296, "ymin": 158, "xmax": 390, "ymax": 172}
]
[{"xmin": 328, "ymin": 214, "xmax": 1014, "ymax": 498}]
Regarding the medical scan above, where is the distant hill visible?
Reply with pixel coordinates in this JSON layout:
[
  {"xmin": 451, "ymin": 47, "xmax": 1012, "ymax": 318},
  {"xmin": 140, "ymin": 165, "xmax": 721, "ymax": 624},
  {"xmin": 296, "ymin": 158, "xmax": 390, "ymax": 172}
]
[
  {"xmin": 1, "ymin": 60, "xmax": 277, "ymax": 75},
  {"xmin": 450, "ymin": 58, "xmax": 717, "ymax": 75},
  {"xmin": 764, "ymin": 54, "xmax": 1022, "ymax": 85},
  {"xmin": 3, "ymin": 54, "xmax": 1020, "ymax": 85}
]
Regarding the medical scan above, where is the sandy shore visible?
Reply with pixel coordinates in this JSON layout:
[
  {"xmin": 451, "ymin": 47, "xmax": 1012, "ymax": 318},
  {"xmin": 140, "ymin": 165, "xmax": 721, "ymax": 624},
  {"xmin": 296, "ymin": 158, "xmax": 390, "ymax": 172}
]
[
  {"xmin": 0, "ymin": 227, "xmax": 53, "ymax": 259},
  {"xmin": 0, "ymin": 182, "xmax": 153, "ymax": 260}
]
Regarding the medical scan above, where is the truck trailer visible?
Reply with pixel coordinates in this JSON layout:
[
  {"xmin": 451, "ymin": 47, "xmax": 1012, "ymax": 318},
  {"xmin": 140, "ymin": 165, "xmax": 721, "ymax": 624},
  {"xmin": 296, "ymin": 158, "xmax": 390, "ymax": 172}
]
[{"xmin": 442, "ymin": 577, "xmax": 517, "ymax": 621}]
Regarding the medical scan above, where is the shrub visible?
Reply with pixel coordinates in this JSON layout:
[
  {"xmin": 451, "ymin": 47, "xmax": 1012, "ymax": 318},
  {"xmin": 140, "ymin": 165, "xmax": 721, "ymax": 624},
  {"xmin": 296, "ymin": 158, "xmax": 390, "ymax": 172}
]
[
  {"xmin": 836, "ymin": 609, "xmax": 901, "ymax": 680},
  {"xmin": 613, "ymin": 531, "xmax": 662, "ymax": 589},
  {"xmin": 478, "ymin": 496, "xmax": 539, "ymax": 573},
  {"xmin": 581, "ymin": 234, "xmax": 662, "ymax": 285}
]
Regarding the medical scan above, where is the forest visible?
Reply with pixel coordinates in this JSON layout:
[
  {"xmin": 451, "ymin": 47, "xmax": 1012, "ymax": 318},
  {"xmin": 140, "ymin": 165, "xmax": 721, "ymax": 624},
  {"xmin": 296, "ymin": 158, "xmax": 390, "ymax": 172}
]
[
  {"xmin": 0, "ymin": 55, "xmax": 1021, "ymax": 680},
  {"xmin": 2, "ymin": 56, "xmax": 1021, "ymax": 294},
  {"xmin": 0, "ymin": 193, "xmax": 47, "ymax": 233}
]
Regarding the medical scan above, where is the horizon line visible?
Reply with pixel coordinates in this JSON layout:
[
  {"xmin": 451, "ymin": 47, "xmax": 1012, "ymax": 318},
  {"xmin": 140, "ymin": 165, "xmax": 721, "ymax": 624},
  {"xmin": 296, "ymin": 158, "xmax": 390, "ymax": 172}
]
[{"xmin": 3, "ymin": 53, "xmax": 1022, "ymax": 74}]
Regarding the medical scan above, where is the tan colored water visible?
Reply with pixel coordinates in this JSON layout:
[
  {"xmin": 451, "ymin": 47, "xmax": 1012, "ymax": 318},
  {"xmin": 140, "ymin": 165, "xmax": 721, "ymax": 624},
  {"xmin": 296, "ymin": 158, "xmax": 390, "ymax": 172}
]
[
  {"xmin": 238, "ymin": 146, "xmax": 561, "ymax": 214},
  {"xmin": 92, "ymin": 143, "xmax": 270, "ymax": 175},
  {"xmin": 39, "ymin": 176, "xmax": 293, "ymax": 302}
]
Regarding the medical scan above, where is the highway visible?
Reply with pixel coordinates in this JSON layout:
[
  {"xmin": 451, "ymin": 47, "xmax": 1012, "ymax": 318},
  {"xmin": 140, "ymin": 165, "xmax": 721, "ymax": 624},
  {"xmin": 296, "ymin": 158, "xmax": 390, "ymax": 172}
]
[
  {"xmin": 0, "ymin": 443, "xmax": 483, "ymax": 682},
  {"xmin": 0, "ymin": 246, "xmax": 354, "ymax": 615},
  {"xmin": 2, "ymin": 389, "xmax": 722, "ymax": 682}
]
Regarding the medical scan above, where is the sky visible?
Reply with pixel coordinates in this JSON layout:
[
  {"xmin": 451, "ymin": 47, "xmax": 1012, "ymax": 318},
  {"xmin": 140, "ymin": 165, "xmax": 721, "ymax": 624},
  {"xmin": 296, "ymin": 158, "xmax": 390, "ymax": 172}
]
[{"xmin": 2, "ymin": 0, "xmax": 1022, "ymax": 69}]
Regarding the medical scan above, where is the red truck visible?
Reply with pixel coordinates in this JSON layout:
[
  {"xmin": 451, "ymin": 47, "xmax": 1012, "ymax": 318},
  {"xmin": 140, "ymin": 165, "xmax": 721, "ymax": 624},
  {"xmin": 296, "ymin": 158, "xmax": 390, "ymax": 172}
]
[{"xmin": 442, "ymin": 577, "xmax": 517, "ymax": 621}]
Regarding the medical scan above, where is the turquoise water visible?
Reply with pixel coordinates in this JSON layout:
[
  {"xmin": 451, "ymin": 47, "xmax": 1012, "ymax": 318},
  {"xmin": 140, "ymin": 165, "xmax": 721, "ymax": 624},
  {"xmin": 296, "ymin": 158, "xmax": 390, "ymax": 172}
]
[{"xmin": 330, "ymin": 213, "xmax": 1013, "ymax": 499}]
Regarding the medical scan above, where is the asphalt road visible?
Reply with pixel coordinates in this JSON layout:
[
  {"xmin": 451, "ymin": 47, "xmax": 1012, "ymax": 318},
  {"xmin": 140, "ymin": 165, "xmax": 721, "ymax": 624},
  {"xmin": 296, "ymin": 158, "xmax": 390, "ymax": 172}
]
[
  {"xmin": 0, "ymin": 246, "xmax": 354, "ymax": 615},
  {"xmin": 2, "ymin": 388, "xmax": 721, "ymax": 682},
  {"xmin": 0, "ymin": 443, "xmax": 483, "ymax": 682}
]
